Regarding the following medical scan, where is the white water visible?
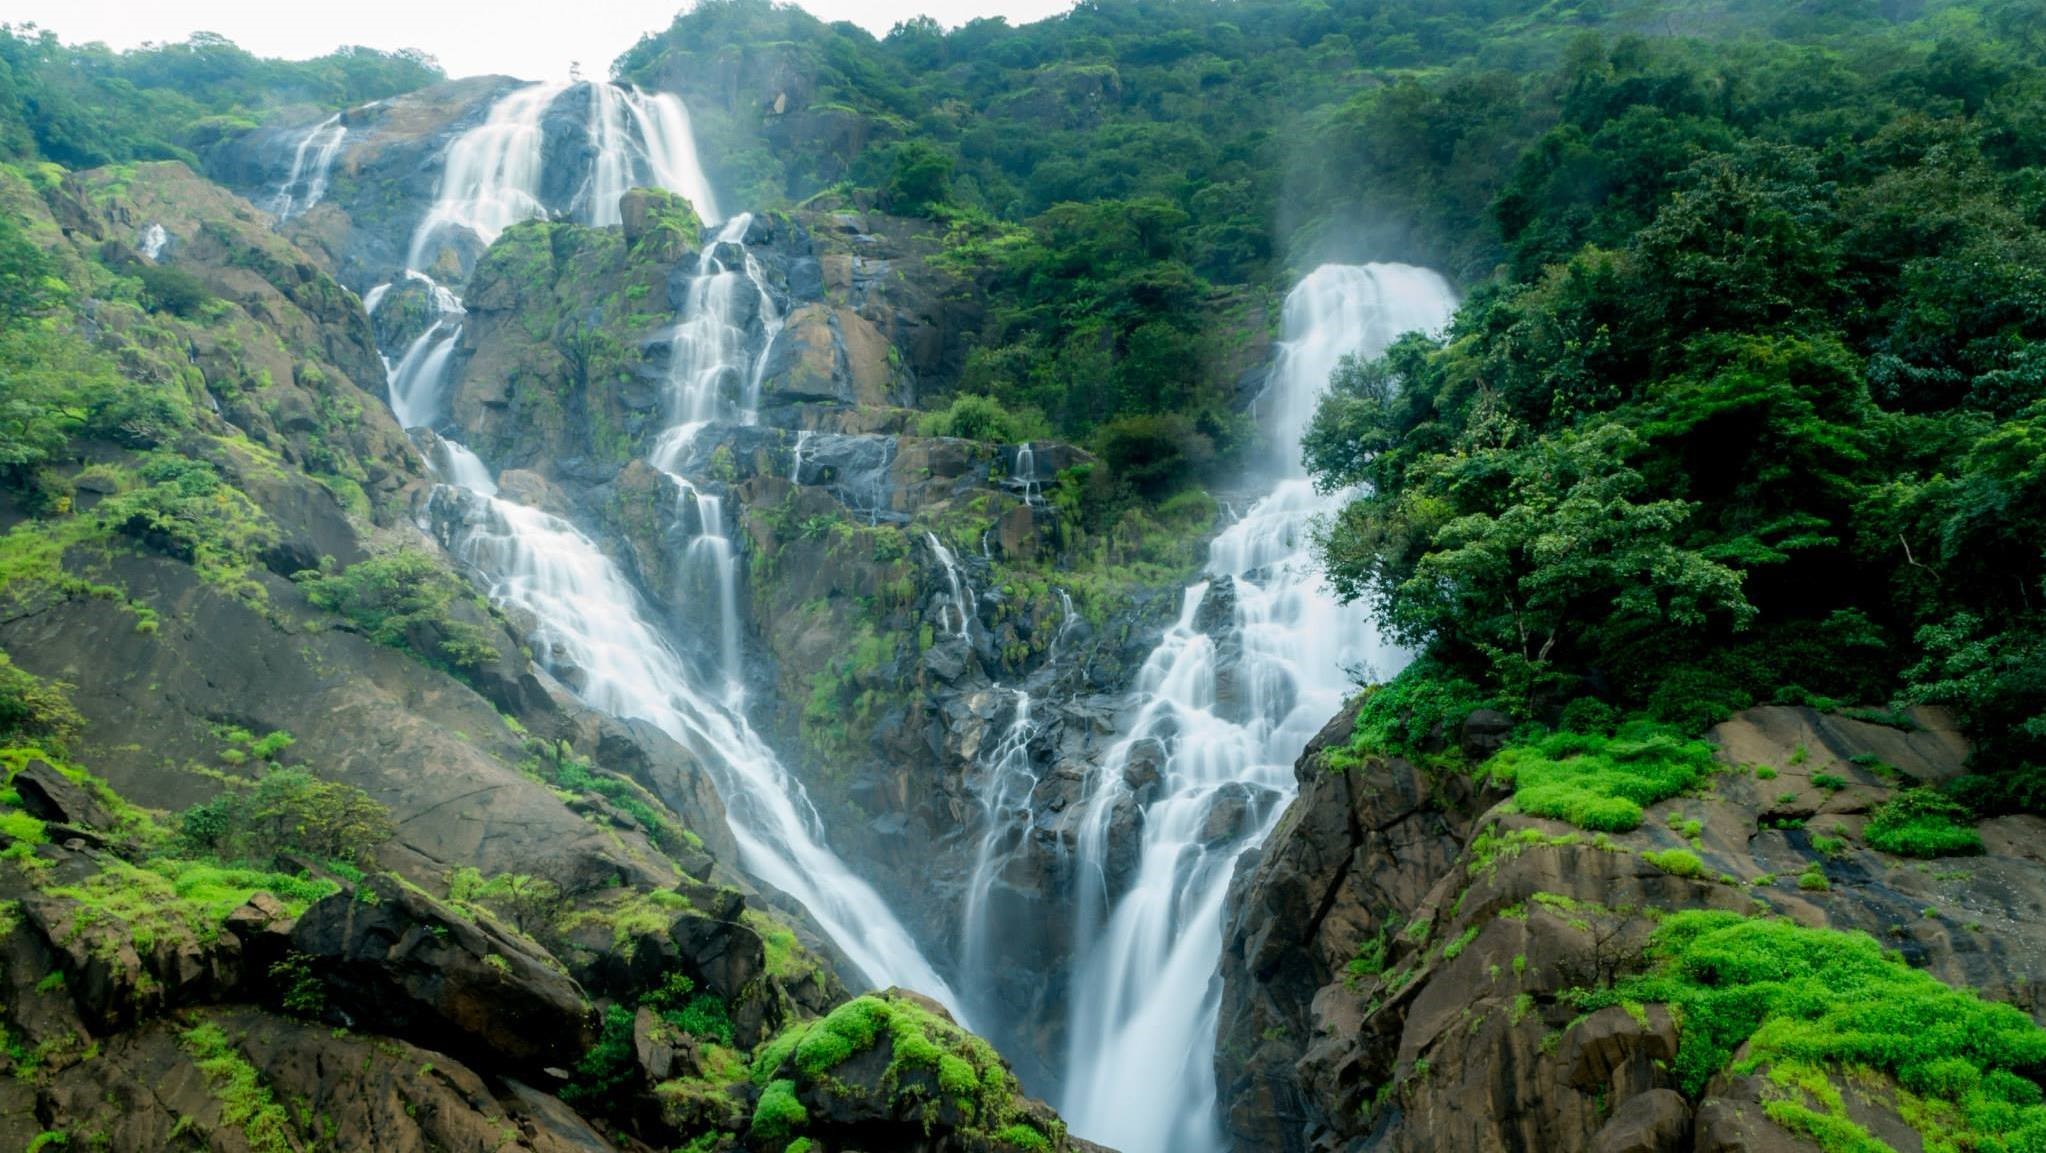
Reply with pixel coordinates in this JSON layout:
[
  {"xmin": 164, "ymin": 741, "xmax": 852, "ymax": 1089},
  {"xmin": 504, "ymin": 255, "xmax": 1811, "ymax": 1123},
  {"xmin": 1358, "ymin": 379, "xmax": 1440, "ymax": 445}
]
[
  {"xmin": 383, "ymin": 271, "xmax": 467, "ymax": 430},
  {"xmin": 648, "ymin": 214, "xmax": 782, "ymax": 440},
  {"xmin": 581, "ymin": 84, "xmax": 723, "ymax": 227},
  {"xmin": 137, "ymin": 223, "xmax": 169, "ymax": 262},
  {"xmin": 438, "ymin": 476, "xmax": 959, "ymax": 1003},
  {"xmin": 927, "ymin": 533, "xmax": 975, "ymax": 640},
  {"xmin": 1059, "ymin": 263, "xmax": 1458, "ymax": 1153},
  {"xmin": 387, "ymin": 164, "xmax": 958, "ymax": 1013},
  {"xmin": 269, "ymin": 113, "xmax": 347, "ymax": 220},
  {"xmin": 959, "ymin": 688, "xmax": 1040, "ymax": 1019},
  {"xmin": 409, "ymin": 81, "xmax": 722, "ymax": 271},
  {"xmin": 407, "ymin": 82, "xmax": 567, "ymax": 271}
]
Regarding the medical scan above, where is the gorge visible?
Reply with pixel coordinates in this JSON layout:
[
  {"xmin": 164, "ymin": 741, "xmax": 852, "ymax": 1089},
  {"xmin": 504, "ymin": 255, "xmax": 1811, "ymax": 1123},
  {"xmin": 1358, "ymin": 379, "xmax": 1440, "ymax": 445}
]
[{"xmin": 0, "ymin": 3, "xmax": 2043, "ymax": 1152}]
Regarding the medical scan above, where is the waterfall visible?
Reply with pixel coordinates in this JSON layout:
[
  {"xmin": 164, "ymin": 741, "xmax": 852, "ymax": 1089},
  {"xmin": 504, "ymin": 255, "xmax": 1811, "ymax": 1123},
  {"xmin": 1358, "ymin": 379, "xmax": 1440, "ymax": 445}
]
[
  {"xmin": 959, "ymin": 689, "xmax": 1043, "ymax": 1021},
  {"xmin": 434, "ymin": 476, "xmax": 960, "ymax": 1004},
  {"xmin": 1058, "ymin": 263, "xmax": 1458, "ymax": 1153},
  {"xmin": 270, "ymin": 113, "xmax": 347, "ymax": 220},
  {"xmin": 1010, "ymin": 442, "xmax": 1043, "ymax": 507},
  {"xmin": 582, "ymin": 84, "xmax": 723, "ymax": 227},
  {"xmin": 381, "ymin": 271, "xmax": 467, "ymax": 430},
  {"xmin": 788, "ymin": 430, "xmax": 813, "ymax": 483},
  {"xmin": 137, "ymin": 224, "xmax": 169, "ymax": 262},
  {"xmin": 648, "ymin": 213, "xmax": 782, "ymax": 447},
  {"xmin": 927, "ymin": 533, "xmax": 975, "ymax": 640},
  {"xmin": 408, "ymin": 80, "xmax": 721, "ymax": 271},
  {"xmin": 381, "ymin": 193, "xmax": 959, "ymax": 1016},
  {"xmin": 407, "ymin": 82, "xmax": 567, "ymax": 271}
]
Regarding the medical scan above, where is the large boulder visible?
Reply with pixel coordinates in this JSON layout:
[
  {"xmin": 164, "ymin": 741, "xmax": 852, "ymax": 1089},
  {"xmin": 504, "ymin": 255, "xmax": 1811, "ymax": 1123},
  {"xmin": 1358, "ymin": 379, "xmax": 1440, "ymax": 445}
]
[{"xmin": 290, "ymin": 875, "xmax": 593, "ymax": 1072}]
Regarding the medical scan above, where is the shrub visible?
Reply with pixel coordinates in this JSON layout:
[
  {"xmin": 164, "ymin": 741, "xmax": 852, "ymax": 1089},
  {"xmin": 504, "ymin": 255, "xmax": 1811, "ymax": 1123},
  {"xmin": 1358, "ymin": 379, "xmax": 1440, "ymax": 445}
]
[
  {"xmin": 1338, "ymin": 658, "xmax": 1495, "ymax": 763},
  {"xmin": 0, "ymin": 651, "xmax": 82, "ymax": 745},
  {"xmin": 916, "ymin": 393, "xmax": 1049, "ymax": 444},
  {"xmin": 296, "ymin": 550, "xmax": 500, "ymax": 675},
  {"xmin": 135, "ymin": 263, "xmax": 213, "ymax": 317},
  {"xmin": 1643, "ymin": 849, "xmax": 1707, "ymax": 878},
  {"xmin": 179, "ymin": 770, "xmax": 394, "ymax": 866},
  {"xmin": 750, "ymin": 1079, "xmax": 808, "ymax": 1141},
  {"xmin": 1488, "ymin": 723, "xmax": 1718, "ymax": 832},
  {"xmin": 1595, "ymin": 912, "xmax": 2046, "ymax": 1151},
  {"xmin": 1811, "ymin": 772, "xmax": 1847, "ymax": 791},
  {"xmin": 1864, "ymin": 789, "xmax": 1983, "ymax": 858}
]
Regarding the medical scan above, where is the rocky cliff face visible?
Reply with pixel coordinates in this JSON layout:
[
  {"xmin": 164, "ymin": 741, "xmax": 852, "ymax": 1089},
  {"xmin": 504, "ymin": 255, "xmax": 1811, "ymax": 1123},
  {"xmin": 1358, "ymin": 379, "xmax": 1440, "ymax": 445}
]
[
  {"xmin": 0, "ymin": 124, "xmax": 1102, "ymax": 1149},
  {"xmin": 1216, "ymin": 703, "xmax": 2046, "ymax": 1153}
]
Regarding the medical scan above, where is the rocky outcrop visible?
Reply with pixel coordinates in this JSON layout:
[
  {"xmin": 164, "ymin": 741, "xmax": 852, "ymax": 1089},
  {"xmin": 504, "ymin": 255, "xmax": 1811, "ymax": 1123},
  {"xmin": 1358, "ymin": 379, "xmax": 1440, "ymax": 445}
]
[
  {"xmin": 290, "ymin": 875, "xmax": 595, "ymax": 1072},
  {"xmin": 1216, "ymin": 704, "xmax": 2046, "ymax": 1153}
]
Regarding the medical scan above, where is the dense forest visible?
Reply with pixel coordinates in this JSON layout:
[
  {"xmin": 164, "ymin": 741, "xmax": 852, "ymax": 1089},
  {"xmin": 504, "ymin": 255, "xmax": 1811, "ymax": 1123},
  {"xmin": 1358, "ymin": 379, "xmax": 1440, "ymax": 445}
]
[{"xmin": 0, "ymin": 1, "xmax": 2040, "ymax": 1151}]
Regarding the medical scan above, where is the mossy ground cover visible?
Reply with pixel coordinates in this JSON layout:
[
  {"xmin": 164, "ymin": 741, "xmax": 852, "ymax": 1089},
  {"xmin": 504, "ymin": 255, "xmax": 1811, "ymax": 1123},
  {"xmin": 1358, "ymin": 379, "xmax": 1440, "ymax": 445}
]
[
  {"xmin": 1488, "ymin": 725, "xmax": 1719, "ymax": 832},
  {"xmin": 746, "ymin": 993, "xmax": 1057, "ymax": 1147},
  {"xmin": 1597, "ymin": 911, "xmax": 2046, "ymax": 1153},
  {"xmin": 1863, "ymin": 789, "xmax": 1984, "ymax": 859}
]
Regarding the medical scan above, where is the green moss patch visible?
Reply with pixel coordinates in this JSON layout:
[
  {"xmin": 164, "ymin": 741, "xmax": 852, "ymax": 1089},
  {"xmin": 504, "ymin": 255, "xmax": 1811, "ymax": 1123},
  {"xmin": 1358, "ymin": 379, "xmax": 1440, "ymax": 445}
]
[
  {"xmin": 1864, "ymin": 789, "xmax": 1983, "ymax": 859},
  {"xmin": 1596, "ymin": 912, "xmax": 2046, "ymax": 1152},
  {"xmin": 747, "ymin": 993, "xmax": 1053, "ymax": 1145},
  {"xmin": 1489, "ymin": 724, "xmax": 1718, "ymax": 832}
]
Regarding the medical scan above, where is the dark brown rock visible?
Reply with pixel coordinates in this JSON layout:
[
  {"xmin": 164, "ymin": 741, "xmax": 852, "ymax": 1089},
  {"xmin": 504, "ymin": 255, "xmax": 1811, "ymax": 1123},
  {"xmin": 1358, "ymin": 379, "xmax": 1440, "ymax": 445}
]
[
  {"xmin": 11, "ymin": 759, "xmax": 113, "ymax": 831},
  {"xmin": 289, "ymin": 875, "xmax": 593, "ymax": 1072},
  {"xmin": 1595, "ymin": 1089, "xmax": 1693, "ymax": 1153}
]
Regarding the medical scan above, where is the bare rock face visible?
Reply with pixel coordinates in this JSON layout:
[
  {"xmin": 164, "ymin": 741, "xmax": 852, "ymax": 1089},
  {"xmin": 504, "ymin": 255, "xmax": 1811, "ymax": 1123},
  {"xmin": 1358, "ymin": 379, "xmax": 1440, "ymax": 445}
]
[
  {"xmin": 1215, "ymin": 702, "xmax": 2046, "ymax": 1153},
  {"xmin": 290, "ymin": 875, "xmax": 594, "ymax": 1072}
]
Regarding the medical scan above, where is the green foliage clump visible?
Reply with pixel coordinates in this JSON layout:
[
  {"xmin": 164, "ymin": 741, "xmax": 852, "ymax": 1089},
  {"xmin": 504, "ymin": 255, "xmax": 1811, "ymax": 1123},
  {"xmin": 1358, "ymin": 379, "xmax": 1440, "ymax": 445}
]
[
  {"xmin": 1333, "ymin": 657, "xmax": 1494, "ymax": 765},
  {"xmin": 1863, "ymin": 789, "xmax": 1983, "ymax": 859},
  {"xmin": 1596, "ymin": 912, "xmax": 2046, "ymax": 1152},
  {"xmin": 563, "ymin": 968, "xmax": 739, "ymax": 1117},
  {"xmin": 179, "ymin": 1021, "xmax": 298, "ymax": 1153},
  {"xmin": 749, "ymin": 993, "xmax": 1028, "ymax": 1139},
  {"xmin": 916, "ymin": 393, "xmax": 1049, "ymax": 444},
  {"xmin": 0, "ymin": 650, "xmax": 82, "ymax": 747},
  {"xmin": 0, "ymin": 27, "xmax": 441, "ymax": 169},
  {"xmin": 1488, "ymin": 725, "xmax": 1717, "ymax": 832},
  {"xmin": 297, "ymin": 549, "xmax": 500, "ymax": 675},
  {"xmin": 1642, "ymin": 849, "xmax": 1707, "ymax": 879},
  {"xmin": 750, "ymin": 1078, "xmax": 807, "ymax": 1142},
  {"xmin": 1296, "ymin": 13, "xmax": 2046, "ymax": 806},
  {"xmin": 179, "ymin": 769, "xmax": 395, "ymax": 866}
]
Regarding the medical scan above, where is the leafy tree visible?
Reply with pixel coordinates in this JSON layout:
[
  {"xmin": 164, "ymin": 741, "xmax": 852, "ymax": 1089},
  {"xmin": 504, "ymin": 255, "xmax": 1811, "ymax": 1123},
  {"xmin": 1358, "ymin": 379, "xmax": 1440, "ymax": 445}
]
[{"xmin": 180, "ymin": 770, "xmax": 395, "ymax": 866}]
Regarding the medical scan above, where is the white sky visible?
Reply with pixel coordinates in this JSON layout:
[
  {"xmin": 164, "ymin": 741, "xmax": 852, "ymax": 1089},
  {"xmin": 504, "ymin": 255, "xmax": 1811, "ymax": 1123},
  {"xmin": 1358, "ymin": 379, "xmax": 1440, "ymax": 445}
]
[{"xmin": 1, "ymin": 1, "xmax": 1077, "ymax": 82}]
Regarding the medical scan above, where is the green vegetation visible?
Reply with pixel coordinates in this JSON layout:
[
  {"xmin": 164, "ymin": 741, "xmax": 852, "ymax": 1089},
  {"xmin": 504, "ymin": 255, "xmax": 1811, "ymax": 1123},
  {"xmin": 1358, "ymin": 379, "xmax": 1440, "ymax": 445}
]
[
  {"xmin": 0, "ymin": 29, "xmax": 440, "ymax": 168},
  {"xmin": 563, "ymin": 970, "xmax": 738, "ymax": 1117},
  {"xmin": 180, "ymin": 1021, "xmax": 297, "ymax": 1153},
  {"xmin": 1487, "ymin": 725, "xmax": 1718, "ymax": 832},
  {"xmin": 745, "ymin": 993, "xmax": 1051, "ymax": 1146},
  {"xmin": 1300, "ymin": 2, "xmax": 2046, "ymax": 814},
  {"xmin": 297, "ymin": 549, "xmax": 501, "ymax": 675},
  {"xmin": 1864, "ymin": 789, "xmax": 1984, "ymax": 859},
  {"xmin": 1641, "ymin": 849, "xmax": 1707, "ymax": 879},
  {"xmin": 0, "ymin": 650, "xmax": 82, "ymax": 747},
  {"xmin": 1593, "ymin": 912, "xmax": 2046, "ymax": 1152},
  {"xmin": 179, "ymin": 769, "xmax": 394, "ymax": 866}
]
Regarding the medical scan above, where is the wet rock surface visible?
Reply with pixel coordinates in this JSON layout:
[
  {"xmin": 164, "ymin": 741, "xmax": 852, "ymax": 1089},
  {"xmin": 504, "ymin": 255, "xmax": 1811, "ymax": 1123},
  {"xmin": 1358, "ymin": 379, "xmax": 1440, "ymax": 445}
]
[{"xmin": 1216, "ymin": 703, "xmax": 2046, "ymax": 1153}]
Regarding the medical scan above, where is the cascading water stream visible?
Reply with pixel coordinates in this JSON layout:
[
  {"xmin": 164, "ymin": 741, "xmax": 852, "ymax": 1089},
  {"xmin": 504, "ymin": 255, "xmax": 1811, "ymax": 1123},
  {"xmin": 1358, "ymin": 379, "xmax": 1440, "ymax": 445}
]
[
  {"xmin": 382, "ymin": 271, "xmax": 467, "ymax": 429},
  {"xmin": 360, "ymin": 82, "xmax": 959, "ymax": 1013},
  {"xmin": 926, "ymin": 533, "xmax": 976, "ymax": 640},
  {"xmin": 958, "ymin": 689, "xmax": 1042, "ymax": 1021},
  {"xmin": 1058, "ymin": 263, "xmax": 1458, "ymax": 1153},
  {"xmin": 270, "ymin": 113, "xmax": 347, "ymax": 220},
  {"xmin": 407, "ymin": 82, "xmax": 566, "ymax": 271},
  {"xmin": 581, "ymin": 83, "xmax": 723, "ymax": 227}
]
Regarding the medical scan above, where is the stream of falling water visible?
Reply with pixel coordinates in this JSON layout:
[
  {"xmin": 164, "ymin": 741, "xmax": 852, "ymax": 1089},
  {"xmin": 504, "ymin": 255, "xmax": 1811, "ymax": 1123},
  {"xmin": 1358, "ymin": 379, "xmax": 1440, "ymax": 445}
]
[
  {"xmin": 269, "ymin": 113, "xmax": 347, "ymax": 220},
  {"xmin": 1058, "ymin": 263, "xmax": 1459, "ymax": 1153},
  {"xmin": 367, "ymin": 84, "xmax": 958, "ymax": 1010}
]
